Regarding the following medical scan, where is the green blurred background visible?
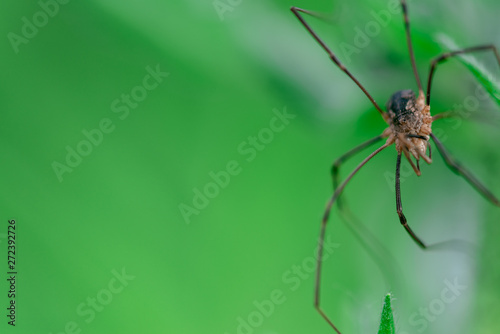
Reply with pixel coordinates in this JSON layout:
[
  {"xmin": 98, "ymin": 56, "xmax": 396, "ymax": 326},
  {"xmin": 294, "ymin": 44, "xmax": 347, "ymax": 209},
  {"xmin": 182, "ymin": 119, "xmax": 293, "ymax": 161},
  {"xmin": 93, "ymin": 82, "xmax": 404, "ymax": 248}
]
[{"xmin": 1, "ymin": 0, "xmax": 499, "ymax": 333}]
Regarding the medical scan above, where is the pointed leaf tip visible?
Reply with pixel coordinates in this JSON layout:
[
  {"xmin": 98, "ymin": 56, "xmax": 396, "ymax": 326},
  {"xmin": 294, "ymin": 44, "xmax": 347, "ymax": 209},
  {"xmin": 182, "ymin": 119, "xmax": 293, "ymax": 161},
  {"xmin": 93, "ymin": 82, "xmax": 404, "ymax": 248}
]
[{"xmin": 377, "ymin": 293, "xmax": 395, "ymax": 334}]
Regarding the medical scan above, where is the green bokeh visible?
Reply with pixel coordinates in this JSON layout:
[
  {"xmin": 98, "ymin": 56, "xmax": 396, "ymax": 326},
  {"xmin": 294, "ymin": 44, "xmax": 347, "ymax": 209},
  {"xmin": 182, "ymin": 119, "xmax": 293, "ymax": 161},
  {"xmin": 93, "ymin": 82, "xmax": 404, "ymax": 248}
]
[{"xmin": 1, "ymin": 0, "xmax": 499, "ymax": 333}]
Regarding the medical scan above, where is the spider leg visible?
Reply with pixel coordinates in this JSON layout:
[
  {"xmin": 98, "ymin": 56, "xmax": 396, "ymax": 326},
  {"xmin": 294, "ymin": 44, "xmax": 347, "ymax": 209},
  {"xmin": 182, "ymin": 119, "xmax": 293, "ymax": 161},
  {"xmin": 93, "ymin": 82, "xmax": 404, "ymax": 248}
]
[
  {"xmin": 400, "ymin": 0, "xmax": 423, "ymax": 93},
  {"xmin": 396, "ymin": 153, "xmax": 427, "ymax": 248},
  {"xmin": 332, "ymin": 135, "xmax": 384, "ymax": 208},
  {"xmin": 316, "ymin": 142, "xmax": 390, "ymax": 334},
  {"xmin": 430, "ymin": 133, "xmax": 500, "ymax": 206},
  {"xmin": 331, "ymin": 135, "xmax": 403, "ymax": 289},
  {"xmin": 432, "ymin": 111, "xmax": 457, "ymax": 121},
  {"xmin": 402, "ymin": 148, "xmax": 421, "ymax": 176},
  {"xmin": 426, "ymin": 45, "xmax": 500, "ymax": 105},
  {"xmin": 290, "ymin": 7, "xmax": 386, "ymax": 119}
]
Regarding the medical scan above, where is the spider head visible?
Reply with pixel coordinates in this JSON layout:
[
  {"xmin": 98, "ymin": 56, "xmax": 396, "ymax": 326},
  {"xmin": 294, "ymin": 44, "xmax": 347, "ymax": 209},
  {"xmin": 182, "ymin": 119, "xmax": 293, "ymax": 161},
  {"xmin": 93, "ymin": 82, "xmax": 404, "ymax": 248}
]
[{"xmin": 386, "ymin": 89, "xmax": 418, "ymax": 127}]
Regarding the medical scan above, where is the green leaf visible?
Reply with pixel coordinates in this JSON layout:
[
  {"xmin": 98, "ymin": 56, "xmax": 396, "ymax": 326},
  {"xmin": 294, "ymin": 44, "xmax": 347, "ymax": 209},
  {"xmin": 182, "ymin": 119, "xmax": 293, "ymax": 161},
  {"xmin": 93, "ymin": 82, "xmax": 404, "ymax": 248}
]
[
  {"xmin": 378, "ymin": 293, "xmax": 395, "ymax": 334},
  {"xmin": 436, "ymin": 33, "xmax": 500, "ymax": 107}
]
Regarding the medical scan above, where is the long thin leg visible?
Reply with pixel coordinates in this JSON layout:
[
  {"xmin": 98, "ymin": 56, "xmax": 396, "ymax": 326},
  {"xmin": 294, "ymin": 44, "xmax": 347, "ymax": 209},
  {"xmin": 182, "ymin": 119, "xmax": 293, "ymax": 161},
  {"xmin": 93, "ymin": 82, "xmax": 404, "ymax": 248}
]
[
  {"xmin": 432, "ymin": 111, "xmax": 457, "ymax": 121},
  {"xmin": 315, "ymin": 142, "xmax": 390, "ymax": 334},
  {"xmin": 395, "ymin": 151, "xmax": 477, "ymax": 253},
  {"xmin": 430, "ymin": 133, "xmax": 500, "ymax": 206},
  {"xmin": 290, "ymin": 7, "xmax": 386, "ymax": 118},
  {"xmin": 426, "ymin": 45, "xmax": 500, "ymax": 105},
  {"xmin": 331, "ymin": 135, "xmax": 402, "ymax": 291},
  {"xmin": 396, "ymin": 153, "xmax": 427, "ymax": 249},
  {"xmin": 400, "ymin": 0, "xmax": 423, "ymax": 93},
  {"xmin": 332, "ymin": 135, "xmax": 384, "ymax": 207}
]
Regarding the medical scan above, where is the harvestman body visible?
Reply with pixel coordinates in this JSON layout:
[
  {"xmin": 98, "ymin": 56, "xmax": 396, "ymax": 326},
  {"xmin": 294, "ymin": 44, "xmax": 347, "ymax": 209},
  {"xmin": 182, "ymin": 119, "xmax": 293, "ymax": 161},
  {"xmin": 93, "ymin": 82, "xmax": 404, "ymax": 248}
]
[{"xmin": 290, "ymin": 1, "xmax": 500, "ymax": 333}]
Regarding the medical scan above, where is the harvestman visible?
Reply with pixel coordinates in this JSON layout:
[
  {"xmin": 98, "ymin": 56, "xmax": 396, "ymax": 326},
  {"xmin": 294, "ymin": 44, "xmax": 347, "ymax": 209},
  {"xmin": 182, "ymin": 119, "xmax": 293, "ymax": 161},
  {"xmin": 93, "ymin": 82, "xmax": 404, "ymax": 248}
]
[{"xmin": 290, "ymin": 1, "xmax": 500, "ymax": 333}]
